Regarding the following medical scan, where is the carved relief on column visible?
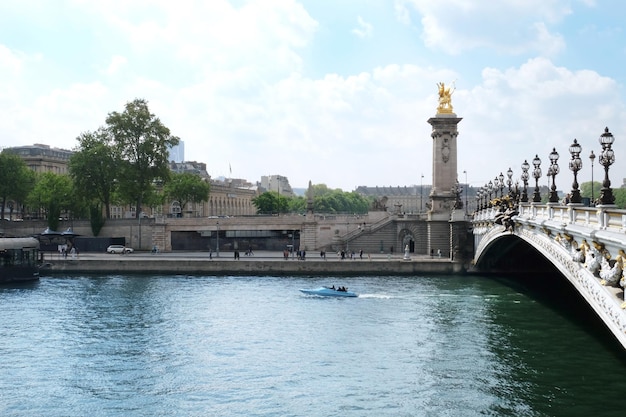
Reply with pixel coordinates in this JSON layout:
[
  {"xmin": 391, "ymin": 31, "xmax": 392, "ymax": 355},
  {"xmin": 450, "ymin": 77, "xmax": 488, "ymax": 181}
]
[{"xmin": 441, "ymin": 137, "xmax": 450, "ymax": 163}]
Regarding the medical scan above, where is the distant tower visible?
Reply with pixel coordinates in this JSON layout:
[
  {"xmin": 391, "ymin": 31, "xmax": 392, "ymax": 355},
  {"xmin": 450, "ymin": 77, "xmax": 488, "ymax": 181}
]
[
  {"xmin": 168, "ymin": 141, "xmax": 185, "ymax": 163},
  {"xmin": 426, "ymin": 82, "xmax": 463, "ymax": 258},
  {"xmin": 428, "ymin": 81, "xmax": 461, "ymax": 220}
]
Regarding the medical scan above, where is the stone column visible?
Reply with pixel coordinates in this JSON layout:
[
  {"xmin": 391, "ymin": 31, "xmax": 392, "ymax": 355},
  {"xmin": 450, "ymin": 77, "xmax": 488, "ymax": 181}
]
[
  {"xmin": 427, "ymin": 113, "xmax": 462, "ymax": 221},
  {"xmin": 426, "ymin": 109, "xmax": 463, "ymax": 259}
]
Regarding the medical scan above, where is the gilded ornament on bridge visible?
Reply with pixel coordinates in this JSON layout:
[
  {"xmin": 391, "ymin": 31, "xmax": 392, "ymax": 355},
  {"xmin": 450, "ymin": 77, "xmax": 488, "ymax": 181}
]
[{"xmin": 437, "ymin": 81, "xmax": 455, "ymax": 114}]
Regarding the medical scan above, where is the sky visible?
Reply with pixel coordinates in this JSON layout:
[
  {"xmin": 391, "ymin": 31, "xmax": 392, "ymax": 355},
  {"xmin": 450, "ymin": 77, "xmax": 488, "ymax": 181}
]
[{"xmin": 1, "ymin": 0, "xmax": 625, "ymax": 192}]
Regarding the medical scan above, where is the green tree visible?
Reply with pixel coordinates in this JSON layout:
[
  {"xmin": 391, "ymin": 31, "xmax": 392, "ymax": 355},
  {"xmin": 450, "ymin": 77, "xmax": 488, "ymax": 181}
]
[
  {"xmin": 106, "ymin": 99, "xmax": 180, "ymax": 218},
  {"xmin": 164, "ymin": 172, "xmax": 210, "ymax": 213},
  {"xmin": 89, "ymin": 203, "xmax": 106, "ymax": 236},
  {"xmin": 253, "ymin": 185, "xmax": 370, "ymax": 215},
  {"xmin": 288, "ymin": 195, "xmax": 306, "ymax": 213},
  {"xmin": 613, "ymin": 188, "xmax": 626, "ymax": 209},
  {"xmin": 314, "ymin": 189, "xmax": 369, "ymax": 214},
  {"xmin": 580, "ymin": 181, "xmax": 601, "ymax": 204},
  {"xmin": 0, "ymin": 152, "xmax": 35, "ymax": 219},
  {"xmin": 27, "ymin": 173, "xmax": 74, "ymax": 230},
  {"xmin": 69, "ymin": 128, "xmax": 119, "ymax": 219},
  {"xmin": 312, "ymin": 184, "xmax": 334, "ymax": 197},
  {"xmin": 252, "ymin": 192, "xmax": 288, "ymax": 214}
]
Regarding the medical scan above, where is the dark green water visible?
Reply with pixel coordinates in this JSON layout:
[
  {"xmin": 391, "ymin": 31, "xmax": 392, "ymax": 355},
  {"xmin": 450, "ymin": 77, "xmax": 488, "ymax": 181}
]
[{"xmin": 0, "ymin": 273, "xmax": 624, "ymax": 416}]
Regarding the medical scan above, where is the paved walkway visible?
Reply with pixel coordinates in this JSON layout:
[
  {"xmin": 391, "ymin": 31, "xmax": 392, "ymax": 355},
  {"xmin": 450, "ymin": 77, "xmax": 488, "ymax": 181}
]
[{"xmin": 50, "ymin": 250, "xmax": 448, "ymax": 263}]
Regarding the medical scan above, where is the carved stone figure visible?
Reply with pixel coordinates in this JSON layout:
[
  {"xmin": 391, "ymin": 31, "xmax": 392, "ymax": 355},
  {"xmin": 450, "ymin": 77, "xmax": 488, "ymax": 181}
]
[
  {"xmin": 572, "ymin": 239, "xmax": 586, "ymax": 263},
  {"xmin": 371, "ymin": 196, "xmax": 388, "ymax": 211},
  {"xmin": 600, "ymin": 251, "xmax": 623, "ymax": 286},
  {"xmin": 584, "ymin": 242, "xmax": 601, "ymax": 275}
]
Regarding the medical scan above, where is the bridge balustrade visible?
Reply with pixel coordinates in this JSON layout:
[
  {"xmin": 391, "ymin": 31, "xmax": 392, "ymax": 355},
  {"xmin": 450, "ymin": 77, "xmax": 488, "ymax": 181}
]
[{"xmin": 512, "ymin": 204, "xmax": 626, "ymax": 232}]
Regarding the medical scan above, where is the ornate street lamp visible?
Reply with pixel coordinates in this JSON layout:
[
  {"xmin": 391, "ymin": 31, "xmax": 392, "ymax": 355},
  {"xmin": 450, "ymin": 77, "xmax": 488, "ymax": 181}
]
[
  {"xmin": 506, "ymin": 167, "xmax": 513, "ymax": 196},
  {"xmin": 498, "ymin": 172, "xmax": 505, "ymax": 198},
  {"xmin": 589, "ymin": 150, "xmax": 596, "ymax": 206},
  {"xmin": 512, "ymin": 181, "xmax": 520, "ymax": 202},
  {"xmin": 521, "ymin": 160, "xmax": 530, "ymax": 202},
  {"xmin": 480, "ymin": 184, "xmax": 487, "ymax": 210},
  {"xmin": 568, "ymin": 138, "xmax": 583, "ymax": 204},
  {"xmin": 487, "ymin": 180, "xmax": 494, "ymax": 207},
  {"xmin": 532, "ymin": 155, "xmax": 542, "ymax": 202},
  {"xmin": 482, "ymin": 185, "xmax": 488, "ymax": 209},
  {"xmin": 476, "ymin": 189, "xmax": 482, "ymax": 212},
  {"xmin": 548, "ymin": 148, "xmax": 560, "ymax": 203},
  {"xmin": 598, "ymin": 127, "xmax": 616, "ymax": 205}
]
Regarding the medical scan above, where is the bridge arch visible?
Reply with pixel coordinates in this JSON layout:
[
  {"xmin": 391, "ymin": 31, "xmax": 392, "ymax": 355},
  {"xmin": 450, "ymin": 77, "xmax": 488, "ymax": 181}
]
[
  {"xmin": 474, "ymin": 231, "xmax": 554, "ymax": 274},
  {"xmin": 473, "ymin": 205, "xmax": 626, "ymax": 349}
]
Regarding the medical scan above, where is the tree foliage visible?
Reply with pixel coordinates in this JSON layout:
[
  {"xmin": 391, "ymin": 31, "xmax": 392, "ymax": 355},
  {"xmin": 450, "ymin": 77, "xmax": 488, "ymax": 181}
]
[
  {"xmin": 252, "ymin": 186, "xmax": 370, "ymax": 215},
  {"xmin": 314, "ymin": 190, "xmax": 370, "ymax": 214},
  {"xmin": 580, "ymin": 181, "xmax": 602, "ymax": 204},
  {"xmin": 252, "ymin": 192, "xmax": 289, "ymax": 215},
  {"xmin": 613, "ymin": 188, "xmax": 626, "ymax": 209},
  {"xmin": 164, "ymin": 172, "xmax": 210, "ymax": 212},
  {"xmin": 0, "ymin": 152, "xmax": 35, "ymax": 219},
  {"xmin": 69, "ymin": 128, "xmax": 119, "ymax": 219},
  {"xmin": 106, "ymin": 99, "xmax": 180, "ymax": 218},
  {"xmin": 27, "ymin": 173, "xmax": 74, "ymax": 230}
]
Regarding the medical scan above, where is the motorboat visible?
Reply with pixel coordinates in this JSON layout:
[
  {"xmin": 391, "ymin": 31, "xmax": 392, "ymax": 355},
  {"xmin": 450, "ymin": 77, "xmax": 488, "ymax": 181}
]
[{"xmin": 299, "ymin": 286, "xmax": 357, "ymax": 297}]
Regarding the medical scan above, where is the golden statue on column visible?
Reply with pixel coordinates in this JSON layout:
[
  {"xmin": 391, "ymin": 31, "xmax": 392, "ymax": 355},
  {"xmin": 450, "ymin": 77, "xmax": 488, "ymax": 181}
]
[{"xmin": 436, "ymin": 81, "xmax": 455, "ymax": 114}]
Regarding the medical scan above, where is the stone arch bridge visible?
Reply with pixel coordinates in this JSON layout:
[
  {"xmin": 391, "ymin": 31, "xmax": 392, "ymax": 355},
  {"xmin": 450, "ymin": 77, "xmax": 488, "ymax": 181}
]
[{"xmin": 472, "ymin": 202, "xmax": 626, "ymax": 349}]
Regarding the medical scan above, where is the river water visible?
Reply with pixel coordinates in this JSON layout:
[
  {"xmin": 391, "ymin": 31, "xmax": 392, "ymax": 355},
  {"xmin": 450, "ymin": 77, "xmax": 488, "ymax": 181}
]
[{"xmin": 1, "ymin": 273, "xmax": 625, "ymax": 417}]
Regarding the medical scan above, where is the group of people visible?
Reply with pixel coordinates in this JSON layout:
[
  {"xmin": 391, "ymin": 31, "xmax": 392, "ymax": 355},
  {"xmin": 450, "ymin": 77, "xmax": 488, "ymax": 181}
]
[
  {"xmin": 284, "ymin": 248, "xmax": 306, "ymax": 260},
  {"xmin": 330, "ymin": 285, "xmax": 348, "ymax": 292},
  {"xmin": 338, "ymin": 249, "xmax": 365, "ymax": 260},
  {"xmin": 59, "ymin": 243, "xmax": 78, "ymax": 259}
]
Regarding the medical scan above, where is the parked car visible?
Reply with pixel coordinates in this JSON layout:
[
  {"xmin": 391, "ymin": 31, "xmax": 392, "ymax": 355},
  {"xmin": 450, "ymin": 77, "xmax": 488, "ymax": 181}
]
[{"xmin": 106, "ymin": 245, "xmax": 134, "ymax": 254}]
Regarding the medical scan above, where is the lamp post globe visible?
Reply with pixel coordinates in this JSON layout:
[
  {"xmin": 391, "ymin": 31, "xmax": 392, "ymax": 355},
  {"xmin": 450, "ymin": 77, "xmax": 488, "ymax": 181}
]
[
  {"xmin": 532, "ymin": 154, "xmax": 542, "ymax": 202},
  {"xmin": 598, "ymin": 127, "xmax": 616, "ymax": 205},
  {"xmin": 475, "ymin": 190, "xmax": 480, "ymax": 211},
  {"xmin": 548, "ymin": 148, "xmax": 560, "ymax": 203},
  {"xmin": 568, "ymin": 138, "xmax": 583, "ymax": 204},
  {"xmin": 498, "ymin": 172, "xmax": 505, "ymax": 198},
  {"xmin": 506, "ymin": 167, "xmax": 513, "ymax": 196},
  {"xmin": 521, "ymin": 160, "xmax": 530, "ymax": 202},
  {"xmin": 482, "ymin": 186, "xmax": 488, "ymax": 209}
]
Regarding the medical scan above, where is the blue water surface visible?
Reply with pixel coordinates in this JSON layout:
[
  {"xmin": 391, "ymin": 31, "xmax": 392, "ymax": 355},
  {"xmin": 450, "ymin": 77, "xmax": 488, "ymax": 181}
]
[{"xmin": 1, "ymin": 274, "xmax": 625, "ymax": 416}]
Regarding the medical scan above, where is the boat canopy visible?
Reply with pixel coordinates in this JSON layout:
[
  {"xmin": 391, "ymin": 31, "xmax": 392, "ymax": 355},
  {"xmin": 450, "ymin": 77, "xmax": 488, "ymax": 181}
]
[{"xmin": 0, "ymin": 237, "xmax": 40, "ymax": 250}]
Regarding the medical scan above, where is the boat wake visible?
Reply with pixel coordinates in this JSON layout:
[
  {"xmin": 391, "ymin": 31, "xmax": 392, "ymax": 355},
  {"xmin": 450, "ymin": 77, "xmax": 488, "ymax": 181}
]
[{"xmin": 357, "ymin": 293, "xmax": 392, "ymax": 299}]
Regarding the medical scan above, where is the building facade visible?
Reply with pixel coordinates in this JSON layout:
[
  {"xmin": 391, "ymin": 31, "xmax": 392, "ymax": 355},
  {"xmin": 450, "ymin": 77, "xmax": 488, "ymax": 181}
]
[
  {"xmin": 259, "ymin": 175, "xmax": 295, "ymax": 197},
  {"xmin": 355, "ymin": 185, "xmax": 431, "ymax": 214},
  {"xmin": 4, "ymin": 144, "xmax": 73, "ymax": 174}
]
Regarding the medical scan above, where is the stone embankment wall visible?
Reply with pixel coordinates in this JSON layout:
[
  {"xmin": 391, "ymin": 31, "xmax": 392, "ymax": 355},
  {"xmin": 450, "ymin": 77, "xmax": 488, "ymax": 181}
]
[{"xmin": 43, "ymin": 257, "xmax": 465, "ymax": 276}]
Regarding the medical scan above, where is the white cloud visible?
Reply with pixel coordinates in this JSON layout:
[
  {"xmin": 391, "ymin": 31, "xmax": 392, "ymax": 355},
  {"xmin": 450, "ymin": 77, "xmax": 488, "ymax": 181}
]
[
  {"xmin": 104, "ymin": 55, "xmax": 127, "ymax": 75},
  {"xmin": 455, "ymin": 58, "xmax": 623, "ymax": 185},
  {"xmin": 352, "ymin": 16, "xmax": 373, "ymax": 38},
  {"xmin": 0, "ymin": 44, "xmax": 23, "ymax": 76},
  {"xmin": 394, "ymin": 1, "xmax": 412, "ymax": 25},
  {"xmin": 400, "ymin": 0, "xmax": 571, "ymax": 55},
  {"xmin": 0, "ymin": 0, "xmax": 624, "ymax": 191}
]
